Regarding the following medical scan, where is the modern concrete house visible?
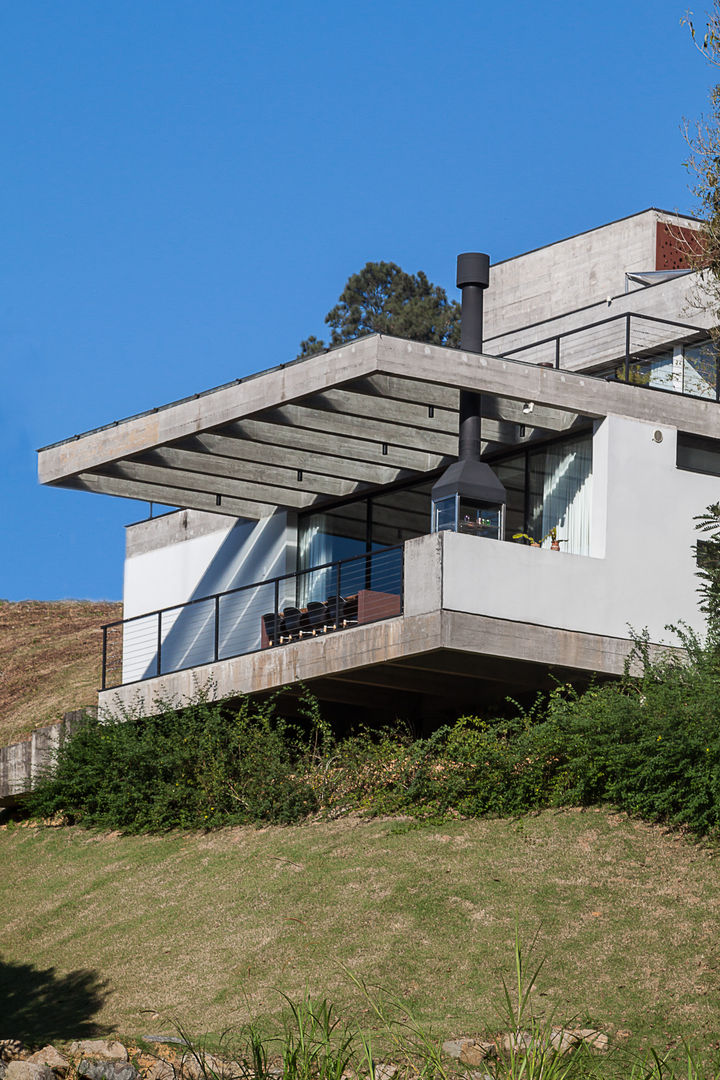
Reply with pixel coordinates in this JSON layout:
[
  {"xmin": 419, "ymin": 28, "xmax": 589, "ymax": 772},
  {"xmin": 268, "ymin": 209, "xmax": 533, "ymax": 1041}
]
[{"xmin": 37, "ymin": 208, "xmax": 720, "ymax": 722}]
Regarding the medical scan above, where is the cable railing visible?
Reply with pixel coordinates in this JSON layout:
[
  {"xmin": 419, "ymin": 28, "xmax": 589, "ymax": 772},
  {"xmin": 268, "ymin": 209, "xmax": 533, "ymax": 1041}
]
[
  {"xmin": 497, "ymin": 312, "xmax": 719, "ymax": 400},
  {"xmin": 101, "ymin": 544, "xmax": 404, "ymax": 691}
]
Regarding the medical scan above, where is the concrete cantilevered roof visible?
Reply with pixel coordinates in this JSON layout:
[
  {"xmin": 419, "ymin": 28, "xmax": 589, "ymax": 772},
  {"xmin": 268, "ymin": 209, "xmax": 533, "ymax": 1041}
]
[{"xmin": 38, "ymin": 334, "xmax": 720, "ymax": 518}]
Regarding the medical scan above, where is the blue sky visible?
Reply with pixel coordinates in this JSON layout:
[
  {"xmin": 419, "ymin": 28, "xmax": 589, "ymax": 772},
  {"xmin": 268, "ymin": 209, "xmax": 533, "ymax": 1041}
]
[{"xmin": 1, "ymin": 0, "xmax": 713, "ymax": 600}]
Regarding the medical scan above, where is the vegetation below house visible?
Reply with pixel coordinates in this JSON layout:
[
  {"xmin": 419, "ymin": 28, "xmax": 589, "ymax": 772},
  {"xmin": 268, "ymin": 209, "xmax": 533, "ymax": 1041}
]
[
  {"xmin": 2, "ymin": 809, "xmax": 720, "ymax": 1068},
  {"xmin": 0, "ymin": 601, "xmax": 121, "ymax": 747},
  {"xmin": 26, "ymin": 625, "xmax": 720, "ymax": 837}
]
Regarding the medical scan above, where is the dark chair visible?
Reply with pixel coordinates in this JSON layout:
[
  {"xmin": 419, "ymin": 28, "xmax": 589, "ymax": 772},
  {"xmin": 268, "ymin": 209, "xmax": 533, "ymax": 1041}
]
[
  {"xmin": 262, "ymin": 612, "xmax": 284, "ymax": 647},
  {"xmin": 282, "ymin": 606, "xmax": 304, "ymax": 640},
  {"xmin": 306, "ymin": 601, "xmax": 328, "ymax": 633},
  {"xmin": 325, "ymin": 595, "xmax": 345, "ymax": 630}
]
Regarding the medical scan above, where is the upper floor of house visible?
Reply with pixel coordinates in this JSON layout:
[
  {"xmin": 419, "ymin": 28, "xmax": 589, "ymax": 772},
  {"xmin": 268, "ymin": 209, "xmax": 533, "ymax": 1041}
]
[{"xmin": 36, "ymin": 208, "xmax": 720, "ymax": 714}]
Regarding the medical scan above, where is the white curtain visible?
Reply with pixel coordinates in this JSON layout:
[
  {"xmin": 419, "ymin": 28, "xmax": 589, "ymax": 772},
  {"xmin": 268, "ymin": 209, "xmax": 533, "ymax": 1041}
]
[
  {"xmin": 539, "ymin": 436, "xmax": 592, "ymax": 555},
  {"xmin": 297, "ymin": 516, "xmax": 336, "ymax": 606}
]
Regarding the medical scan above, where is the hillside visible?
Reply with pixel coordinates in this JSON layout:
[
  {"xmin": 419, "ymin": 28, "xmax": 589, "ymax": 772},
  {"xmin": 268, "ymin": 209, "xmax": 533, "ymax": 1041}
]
[
  {"xmin": 0, "ymin": 600, "xmax": 122, "ymax": 747},
  {"xmin": 1, "ymin": 810, "xmax": 718, "ymax": 1060}
]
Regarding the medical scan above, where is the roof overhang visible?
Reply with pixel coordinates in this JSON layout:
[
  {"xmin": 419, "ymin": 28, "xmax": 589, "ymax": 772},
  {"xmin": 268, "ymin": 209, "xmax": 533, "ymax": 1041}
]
[{"xmin": 38, "ymin": 334, "xmax": 720, "ymax": 519}]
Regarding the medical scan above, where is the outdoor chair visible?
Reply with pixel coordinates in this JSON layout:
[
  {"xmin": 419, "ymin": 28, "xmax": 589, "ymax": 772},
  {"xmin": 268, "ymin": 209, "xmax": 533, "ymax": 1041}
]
[
  {"xmin": 261, "ymin": 611, "xmax": 284, "ymax": 647},
  {"xmin": 282, "ymin": 606, "xmax": 304, "ymax": 640},
  {"xmin": 306, "ymin": 601, "xmax": 329, "ymax": 633}
]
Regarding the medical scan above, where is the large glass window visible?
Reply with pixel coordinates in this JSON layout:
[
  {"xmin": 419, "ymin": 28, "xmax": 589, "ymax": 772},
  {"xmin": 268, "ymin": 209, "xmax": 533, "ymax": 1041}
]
[
  {"xmin": 297, "ymin": 431, "xmax": 594, "ymax": 584},
  {"xmin": 597, "ymin": 339, "xmax": 719, "ymax": 401},
  {"xmin": 527, "ymin": 434, "xmax": 592, "ymax": 554}
]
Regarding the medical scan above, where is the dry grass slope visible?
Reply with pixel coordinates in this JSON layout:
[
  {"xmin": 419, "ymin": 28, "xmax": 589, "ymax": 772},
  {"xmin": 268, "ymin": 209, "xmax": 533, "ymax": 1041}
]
[
  {"xmin": 1, "ymin": 810, "xmax": 719, "ymax": 1058},
  {"xmin": 0, "ymin": 600, "xmax": 122, "ymax": 747}
]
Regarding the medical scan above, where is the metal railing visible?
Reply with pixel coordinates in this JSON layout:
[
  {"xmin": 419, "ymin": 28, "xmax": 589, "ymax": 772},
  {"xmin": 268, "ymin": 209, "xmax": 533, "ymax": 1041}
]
[
  {"xmin": 101, "ymin": 543, "xmax": 404, "ymax": 691},
  {"xmin": 497, "ymin": 312, "xmax": 719, "ymax": 400}
]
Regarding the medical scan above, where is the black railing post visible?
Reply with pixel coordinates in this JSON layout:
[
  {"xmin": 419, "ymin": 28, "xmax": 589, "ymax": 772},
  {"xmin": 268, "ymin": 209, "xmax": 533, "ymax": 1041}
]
[
  {"xmin": 555, "ymin": 336, "xmax": 560, "ymax": 369},
  {"xmin": 335, "ymin": 561, "xmax": 341, "ymax": 626},
  {"xmin": 214, "ymin": 595, "xmax": 220, "ymax": 662},
  {"xmin": 624, "ymin": 313, "xmax": 631, "ymax": 383},
  {"xmin": 399, "ymin": 546, "xmax": 405, "ymax": 614},
  {"xmin": 274, "ymin": 577, "xmax": 280, "ymax": 640},
  {"xmin": 101, "ymin": 626, "xmax": 108, "ymax": 691},
  {"xmin": 157, "ymin": 612, "xmax": 162, "ymax": 677}
]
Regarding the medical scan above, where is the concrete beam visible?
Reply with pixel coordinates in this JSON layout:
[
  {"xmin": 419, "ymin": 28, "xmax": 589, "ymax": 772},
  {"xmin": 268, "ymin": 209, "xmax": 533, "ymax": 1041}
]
[
  {"xmin": 64, "ymin": 472, "xmax": 275, "ymax": 518},
  {"xmin": 357, "ymin": 373, "xmax": 574, "ymax": 432},
  {"xmin": 38, "ymin": 332, "xmax": 720, "ymax": 497},
  {"xmin": 38, "ymin": 336, "xmax": 383, "ymax": 483},
  {"xmin": 261, "ymin": 402, "xmax": 459, "ymax": 456},
  {"xmin": 99, "ymin": 460, "xmax": 318, "ymax": 510},
  {"xmin": 302, "ymin": 387, "xmax": 459, "ymax": 435},
  {"xmin": 135, "ymin": 447, "xmax": 359, "ymax": 500},
  {"xmin": 97, "ymin": 605, "xmax": 679, "ymax": 719},
  {"xmin": 184, "ymin": 430, "xmax": 415, "ymax": 486},
  {"xmin": 224, "ymin": 419, "xmax": 452, "ymax": 474},
  {"xmin": 376, "ymin": 337, "xmax": 720, "ymax": 438}
]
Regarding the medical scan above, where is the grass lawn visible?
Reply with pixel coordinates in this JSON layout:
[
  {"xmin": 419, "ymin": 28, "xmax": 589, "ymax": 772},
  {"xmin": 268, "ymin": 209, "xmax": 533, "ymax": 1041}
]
[{"xmin": 1, "ymin": 809, "xmax": 719, "ymax": 1063}]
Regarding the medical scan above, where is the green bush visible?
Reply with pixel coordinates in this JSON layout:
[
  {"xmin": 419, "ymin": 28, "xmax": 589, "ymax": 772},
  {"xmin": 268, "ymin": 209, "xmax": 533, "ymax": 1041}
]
[
  {"xmin": 28, "ymin": 689, "xmax": 324, "ymax": 831},
  {"xmin": 28, "ymin": 627, "xmax": 720, "ymax": 837}
]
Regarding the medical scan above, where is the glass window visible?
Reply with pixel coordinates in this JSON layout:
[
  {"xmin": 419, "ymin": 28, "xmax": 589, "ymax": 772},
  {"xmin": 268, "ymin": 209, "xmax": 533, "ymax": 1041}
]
[
  {"xmin": 526, "ymin": 433, "xmax": 592, "ymax": 554},
  {"xmin": 683, "ymin": 343, "xmax": 718, "ymax": 400},
  {"xmin": 372, "ymin": 479, "xmax": 435, "ymax": 545},
  {"xmin": 432, "ymin": 495, "xmax": 457, "ymax": 533},
  {"xmin": 677, "ymin": 431, "xmax": 720, "ymax": 477},
  {"xmin": 298, "ymin": 505, "xmax": 368, "ymax": 603}
]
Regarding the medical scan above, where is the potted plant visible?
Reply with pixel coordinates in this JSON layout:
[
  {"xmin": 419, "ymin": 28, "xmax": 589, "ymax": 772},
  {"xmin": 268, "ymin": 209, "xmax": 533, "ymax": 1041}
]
[{"xmin": 512, "ymin": 527, "xmax": 567, "ymax": 550}]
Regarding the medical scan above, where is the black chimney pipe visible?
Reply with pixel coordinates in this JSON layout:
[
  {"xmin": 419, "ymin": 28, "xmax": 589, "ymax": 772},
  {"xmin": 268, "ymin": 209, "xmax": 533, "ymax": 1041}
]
[
  {"xmin": 457, "ymin": 252, "xmax": 490, "ymax": 461},
  {"xmin": 430, "ymin": 251, "xmax": 506, "ymax": 517}
]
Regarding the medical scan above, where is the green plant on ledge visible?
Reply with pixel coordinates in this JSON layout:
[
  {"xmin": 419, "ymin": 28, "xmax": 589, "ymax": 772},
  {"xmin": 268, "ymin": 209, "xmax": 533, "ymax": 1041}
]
[{"xmin": 512, "ymin": 526, "xmax": 568, "ymax": 550}]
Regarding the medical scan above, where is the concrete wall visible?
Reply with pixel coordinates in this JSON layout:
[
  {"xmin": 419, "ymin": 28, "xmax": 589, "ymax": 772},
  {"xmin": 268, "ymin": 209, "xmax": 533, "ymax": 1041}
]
[
  {"xmin": 484, "ymin": 210, "xmax": 704, "ymax": 340},
  {"xmin": 120, "ymin": 508, "xmax": 297, "ymax": 682},
  {"xmin": 442, "ymin": 414, "xmax": 717, "ymax": 645},
  {"xmin": 0, "ymin": 711, "xmax": 87, "ymax": 806}
]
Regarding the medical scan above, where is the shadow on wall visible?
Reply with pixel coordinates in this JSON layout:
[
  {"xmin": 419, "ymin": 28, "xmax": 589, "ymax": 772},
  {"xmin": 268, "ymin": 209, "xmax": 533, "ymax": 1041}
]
[
  {"xmin": 0, "ymin": 958, "xmax": 111, "ymax": 1042},
  {"xmin": 137, "ymin": 515, "xmax": 290, "ymax": 681}
]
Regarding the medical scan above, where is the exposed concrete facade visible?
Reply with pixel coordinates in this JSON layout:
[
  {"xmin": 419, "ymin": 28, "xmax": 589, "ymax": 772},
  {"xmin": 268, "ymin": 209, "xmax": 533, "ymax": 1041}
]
[
  {"xmin": 34, "ymin": 207, "xmax": 720, "ymax": 718},
  {"xmin": 484, "ymin": 208, "xmax": 705, "ymax": 339},
  {"xmin": 99, "ymin": 530, "xmax": 684, "ymax": 719},
  {"xmin": 0, "ymin": 712, "xmax": 87, "ymax": 806}
]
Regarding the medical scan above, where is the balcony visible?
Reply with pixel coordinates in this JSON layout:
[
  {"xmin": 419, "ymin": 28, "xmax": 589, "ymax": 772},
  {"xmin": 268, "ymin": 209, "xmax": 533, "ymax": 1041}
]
[{"xmin": 102, "ymin": 544, "xmax": 404, "ymax": 691}]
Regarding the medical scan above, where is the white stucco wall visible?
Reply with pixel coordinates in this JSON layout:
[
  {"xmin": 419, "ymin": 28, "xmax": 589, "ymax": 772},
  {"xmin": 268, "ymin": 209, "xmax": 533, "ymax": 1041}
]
[
  {"xmin": 442, "ymin": 414, "xmax": 719, "ymax": 645},
  {"xmin": 119, "ymin": 509, "xmax": 296, "ymax": 683}
]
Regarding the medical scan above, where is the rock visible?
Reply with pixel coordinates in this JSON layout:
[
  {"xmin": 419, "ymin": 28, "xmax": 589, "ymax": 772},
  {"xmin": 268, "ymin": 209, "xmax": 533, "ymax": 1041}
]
[
  {"xmin": 500, "ymin": 1032, "xmax": 534, "ymax": 1055},
  {"xmin": 77, "ymin": 1063, "xmax": 138, "ymax": 1080},
  {"xmin": 6, "ymin": 1064, "xmax": 55, "ymax": 1080},
  {"xmin": 26, "ymin": 1049, "xmax": 69, "ymax": 1075},
  {"xmin": 0, "ymin": 1045, "xmax": 26, "ymax": 1065},
  {"xmin": 460, "ymin": 1042, "xmax": 496, "ymax": 1066},
  {"xmin": 373, "ymin": 1065, "xmax": 397, "ymax": 1080},
  {"xmin": 70, "ymin": 1044, "xmax": 128, "ymax": 1064},
  {"xmin": 145, "ymin": 1062, "xmax": 175, "ymax": 1080},
  {"xmin": 179, "ymin": 1053, "xmax": 224, "ymax": 1080},
  {"xmin": 0, "ymin": 1062, "xmax": 7, "ymax": 1080},
  {"xmin": 569, "ymin": 1029, "xmax": 608, "ymax": 1053},
  {"xmin": 548, "ymin": 1029, "xmax": 581, "ymax": 1056},
  {"xmin": 442, "ymin": 1039, "xmax": 495, "ymax": 1065}
]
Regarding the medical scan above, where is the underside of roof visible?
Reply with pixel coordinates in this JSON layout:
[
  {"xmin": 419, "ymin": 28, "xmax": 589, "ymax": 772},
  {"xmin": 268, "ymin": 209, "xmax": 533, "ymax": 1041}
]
[{"xmin": 37, "ymin": 334, "xmax": 720, "ymax": 519}]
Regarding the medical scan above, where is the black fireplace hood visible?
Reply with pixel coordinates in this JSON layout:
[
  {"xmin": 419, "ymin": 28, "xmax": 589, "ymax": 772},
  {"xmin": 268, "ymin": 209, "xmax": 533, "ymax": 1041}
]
[
  {"xmin": 432, "ymin": 251, "xmax": 507, "ymax": 509},
  {"xmin": 431, "ymin": 457, "xmax": 507, "ymax": 504}
]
